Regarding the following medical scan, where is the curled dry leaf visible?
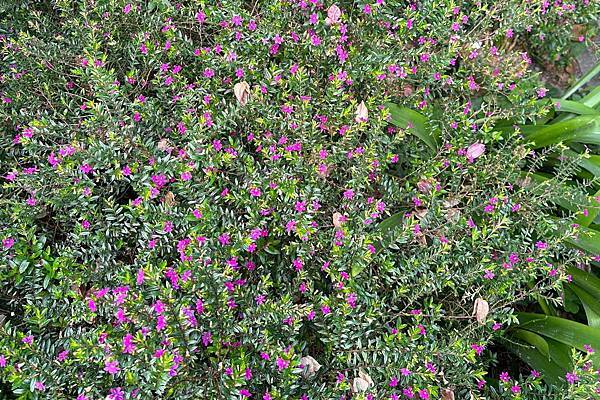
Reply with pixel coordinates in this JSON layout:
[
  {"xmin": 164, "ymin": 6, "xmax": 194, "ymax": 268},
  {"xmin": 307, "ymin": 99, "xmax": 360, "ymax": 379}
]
[
  {"xmin": 164, "ymin": 191, "xmax": 176, "ymax": 207},
  {"xmin": 157, "ymin": 138, "xmax": 172, "ymax": 151},
  {"xmin": 234, "ymin": 81, "xmax": 250, "ymax": 106},
  {"xmin": 473, "ymin": 298, "xmax": 489, "ymax": 324},
  {"xmin": 352, "ymin": 377, "xmax": 370, "ymax": 393},
  {"xmin": 355, "ymin": 101, "xmax": 368, "ymax": 122},
  {"xmin": 414, "ymin": 208, "xmax": 428, "ymax": 220},
  {"xmin": 417, "ymin": 179, "xmax": 434, "ymax": 194},
  {"xmin": 325, "ymin": 4, "xmax": 341, "ymax": 25},
  {"xmin": 352, "ymin": 370, "xmax": 374, "ymax": 393},
  {"xmin": 442, "ymin": 197, "xmax": 460, "ymax": 208},
  {"xmin": 441, "ymin": 388, "xmax": 455, "ymax": 400},
  {"xmin": 402, "ymin": 84, "xmax": 414, "ymax": 97},
  {"xmin": 358, "ymin": 369, "xmax": 374, "ymax": 386},
  {"xmin": 466, "ymin": 142, "xmax": 485, "ymax": 160},
  {"xmin": 332, "ymin": 212, "xmax": 343, "ymax": 229},
  {"xmin": 445, "ymin": 208, "xmax": 461, "ymax": 222},
  {"xmin": 516, "ymin": 175, "xmax": 532, "ymax": 188},
  {"xmin": 299, "ymin": 355, "xmax": 321, "ymax": 378}
]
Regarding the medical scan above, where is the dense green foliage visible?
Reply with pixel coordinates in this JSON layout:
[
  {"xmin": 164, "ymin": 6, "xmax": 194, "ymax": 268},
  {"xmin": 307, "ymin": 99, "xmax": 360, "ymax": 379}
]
[{"xmin": 1, "ymin": 1, "xmax": 599, "ymax": 399}]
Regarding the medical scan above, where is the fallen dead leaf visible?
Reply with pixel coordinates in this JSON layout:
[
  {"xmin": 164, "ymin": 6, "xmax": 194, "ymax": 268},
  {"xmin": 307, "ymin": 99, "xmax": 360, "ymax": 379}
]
[
  {"xmin": 352, "ymin": 370, "xmax": 374, "ymax": 393},
  {"xmin": 441, "ymin": 388, "xmax": 455, "ymax": 400},
  {"xmin": 332, "ymin": 212, "xmax": 343, "ymax": 229},
  {"xmin": 234, "ymin": 81, "xmax": 250, "ymax": 106},
  {"xmin": 299, "ymin": 355, "xmax": 321, "ymax": 378},
  {"xmin": 355, "ymin": 101, "xmax": 368, "ymax": 122},
  {"xmin": 325, "ymin": 4, "xmax": 341, "ymax": 25},
  {"xmin": 473, "ymin": 298, "xmax": 489, "ymax": 324},
  {"xmin": 164, "ymin": 191, "xmax": 176, "ymax": 207}
]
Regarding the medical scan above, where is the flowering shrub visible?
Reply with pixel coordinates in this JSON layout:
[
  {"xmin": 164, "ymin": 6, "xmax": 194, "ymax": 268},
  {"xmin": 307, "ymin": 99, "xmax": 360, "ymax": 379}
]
[{"xmin": 1, "ymin": 1, "xmax": 598, "ymax": 399}]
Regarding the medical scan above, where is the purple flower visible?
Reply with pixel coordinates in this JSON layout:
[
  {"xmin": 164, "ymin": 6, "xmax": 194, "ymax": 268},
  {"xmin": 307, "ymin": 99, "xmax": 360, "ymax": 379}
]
[
  {"xmin": 499, "ymin": 371, "xmax": 510, "ymax": 382},
  {"xmin": 108, "ymin": 387, "xmax": 125, "ymax": 400},
  {"xmin": 104, "ymin": 360, "xmax": 120, "ymax": 375},
  {"xmin": 22, "ymin": 335, "xmax": 34, "ymax": 345},
  {"xmin": 276, "ymin": 357, "xmax": 289, "ymax": 370},
  {"xmin": 565, "ymin": 372, "xmax": 579, "ymax": 384},
  {"xmin": 2, "ymin": 237, "xmax": 15, "ymax": 250}
]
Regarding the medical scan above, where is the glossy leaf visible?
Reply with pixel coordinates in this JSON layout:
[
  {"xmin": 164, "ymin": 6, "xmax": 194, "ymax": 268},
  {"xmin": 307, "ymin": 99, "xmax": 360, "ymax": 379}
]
[{"xmin": 386, "ymin": 103, "xmax": 439, "ymax": 151}]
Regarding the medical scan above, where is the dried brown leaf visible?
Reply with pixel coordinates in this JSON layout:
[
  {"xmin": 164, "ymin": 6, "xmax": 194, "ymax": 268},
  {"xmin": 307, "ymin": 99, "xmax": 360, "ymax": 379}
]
[
  {"xmin": 355, "ymin": 101, "xmax": 368, "ymax": 122},
  {"xmin": 332, "ymin": 212, "xmax": 343, "ymax": 229},
  {"xmin": 441, "ymin": 388, "xmax": 455, "ymax": 400},
  {"xmin": 325, "ymin": 4, "xmax": 341, "ymax": 25},
  {"xmin": 164, "ymin": 191, "xmax": 176, "ymax": 207},
  {"xmin": 473, "ymin": 298, "xmax": 489, "ymax": 324},
  {"xmin": 234, "ymin": 81, "xmax": 250, "ymax": 106}
]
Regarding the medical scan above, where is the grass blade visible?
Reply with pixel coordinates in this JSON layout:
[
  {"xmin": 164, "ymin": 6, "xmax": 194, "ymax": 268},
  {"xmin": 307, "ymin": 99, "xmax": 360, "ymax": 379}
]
[{"xmin": 561, "ymin": 61, "xmax": 600, "ymax": 100}]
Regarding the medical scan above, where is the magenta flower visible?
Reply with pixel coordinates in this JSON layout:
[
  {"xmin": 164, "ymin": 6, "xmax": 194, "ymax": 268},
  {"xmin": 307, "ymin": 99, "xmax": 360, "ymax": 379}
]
[
  {"xmin": 104, "ymin": 360, "xmax": 120, "ymax": 375},
  {"xmin": 276, "ymin": 357, "xmax": 289, "ymax": 370},
  {"xmin": 565, "ymin": 372, "xmax": 579, "ymax": 384},
  {"xmin": 2, "ymin": 237, "xmax": 15, "ymax": 250},
  {"xmin": 499, "ymin": 371, "xmax": 510, "ymax": 382},
  {"xmin": 22, "ymin": 335, "xmax": 34, "ymax": 345}
]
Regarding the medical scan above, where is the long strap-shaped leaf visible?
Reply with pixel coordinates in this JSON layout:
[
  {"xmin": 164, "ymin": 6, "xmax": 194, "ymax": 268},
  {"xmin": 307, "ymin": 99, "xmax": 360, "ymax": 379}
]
[
  {"xmin": 525, "ymin": 115, "xmax": 600, "ymax": 148},
  {"xmin": 566, "ymin": 224, "xmax": 600, "ymax": 255},
  {"xmin": 570, "ymin": 284, "xmax": 600, "ymax": 328},
  {"xmin": 582, "ymin": 86, "xmax": 600, "ymax": 109},
  {"xmin": 568, "ymin": 267, "xmax": 600, "ymax": 298},
  {"xmin": 517, "ymin": 312, "xmax": 600, "ymax": 364},
  {"xmin": 523, "ymin": 173, "xmax": 599, "ymax": 224},
  {"xmin": 505, "ymin": 330, "xmax": 567, "ymax": 386},
  {"xmin": 562, "ymin": 150, "xmax": 600, "ymax": 178},
  {"xmin": 385, "ymin": 103, "xmax": 439, "ymax": 151},
  {"xmin": 552, "ymin": 98, "xmax": 600, "ymax": 115},
  {"xmin": 561, "ymin": 61, "xmax": 600, "ymax": 101}
]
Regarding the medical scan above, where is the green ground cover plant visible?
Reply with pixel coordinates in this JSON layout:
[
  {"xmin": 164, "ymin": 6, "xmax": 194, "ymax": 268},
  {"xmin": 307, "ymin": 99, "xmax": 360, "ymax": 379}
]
[{"xmin": 0, "ymin": 0, "xmax": 599, "ymax": 399}]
